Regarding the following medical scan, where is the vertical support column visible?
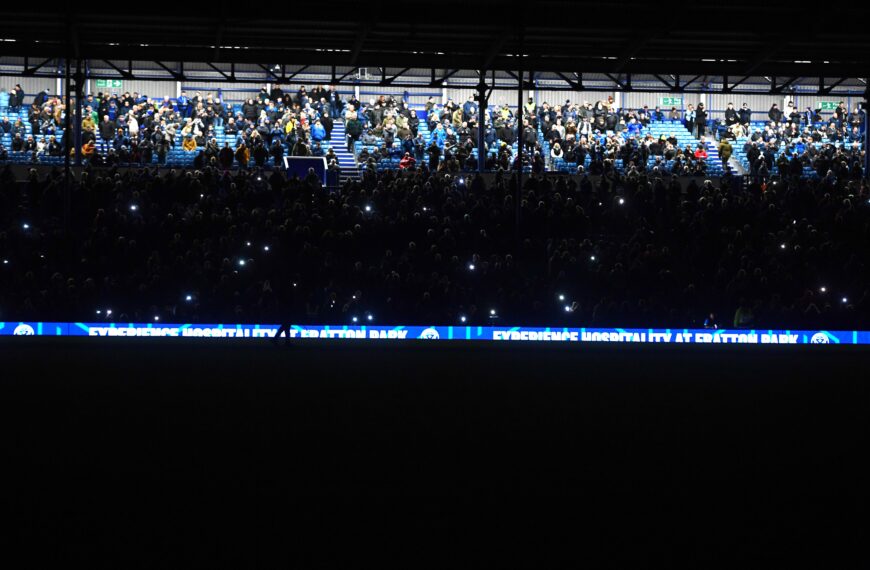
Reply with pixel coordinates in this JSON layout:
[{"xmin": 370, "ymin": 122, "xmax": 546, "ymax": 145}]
[
  {"xmin": 176, "ymin": 81, "xmax": 182, "ymax": 99},
  {"xmin": 476, "ymin": 72, "xmax": 487, "ymax": 174},
  {"xmin": 63, "ymin": 57, "xmax": 72, "ymax": 235},
  {"xmin": 516, "ymin": 67, "xmax": 523, "ymax": 248},
  {"xmin": 74, "ymin": 59, "xmax": 83, "ymax": 167},
  {"xmin": 354, "ymin": 84, "xmax": 360, "ymax": 102},
  {"xmin": 442, "ymin": 87, "xmax": 447, "ymax": 105},
  {"xmin": 863, "ymin": 88, "xmax": 869, "ymax": 178}
]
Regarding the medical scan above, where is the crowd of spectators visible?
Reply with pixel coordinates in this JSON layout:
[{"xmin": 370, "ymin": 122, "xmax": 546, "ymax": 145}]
[
  {"xmin": 354, "ymin": 96, "xmax": 719, "ymax": 176},
  {"xmin": 712, "ymin": 100, "xmax": 865, "ymax": 179},
  {"xmin": 1, "ymin": 162, "xmax": 867, "ymax": 330},
  {"xmin": 3, "ymin": 83, "xmax": 864, "ymax": 180},
  {"xmin": 0, "ymin": 84, "xmax": 354, "ymax": 170}
]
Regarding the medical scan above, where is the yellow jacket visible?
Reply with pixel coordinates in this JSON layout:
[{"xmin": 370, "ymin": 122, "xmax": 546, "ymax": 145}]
[{"xmin": 182, "ymin": 137, "xmax": 198, "ymax": 151}]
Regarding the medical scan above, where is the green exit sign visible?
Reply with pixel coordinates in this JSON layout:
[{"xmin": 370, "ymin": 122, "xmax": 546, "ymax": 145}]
[
  {"xmin": 817, "ymin": 101, "xmax": 838, "ymax": 111},
  {"xmin": 95, "ymin": 79, "xmax": 123, "ymax": 89},
  {"xmin": 660, "ymin": 96, "xmax": 683, "ymax": 107}
]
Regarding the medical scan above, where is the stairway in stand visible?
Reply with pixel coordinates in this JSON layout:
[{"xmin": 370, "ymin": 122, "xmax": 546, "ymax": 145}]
[
  {"xmin": 329, "ymin": 121, "xmax": 359, "ymax": 184},
  {"xmin": 703, "ymin": 138, "xmax": 725, "ymax": 177}
]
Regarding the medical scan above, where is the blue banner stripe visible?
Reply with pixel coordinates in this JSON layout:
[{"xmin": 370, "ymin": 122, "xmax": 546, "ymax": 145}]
[{"xmin": 0, "ymin": 323, "xmax": 868, "ymax": 345}]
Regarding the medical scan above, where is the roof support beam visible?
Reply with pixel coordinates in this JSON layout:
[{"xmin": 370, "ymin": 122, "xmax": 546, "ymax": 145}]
[
  {"xmin": 100, "ymin": 59, "xmax": 134, "ymax": 79},
  {"xmin": 284, "ymin": 65, "xmax": 309, "ymax": 83},
  {"xmin": 722, "ymin": 75, "xmax": 751, "ymax": 93},
  {"xmin": 653, "ymin": 74, "xmax": 675, "ymax": 90},
  {"xmin": 382, "ymin": 67, "xmax": 410, "ymax": 85},
  {"xmin": 155, "ymin": 61, "xmax": 184, "ymax": 81},
  {"xmin": 22, "ymin": 58, "xmax": 53, "ymax": 76},
  {"xmin": 771, "ymin": 76, "xmax": 799, "ymax": 94},
  {"xmin": 604, "ymin": 73, "xmax": 630, "ymax": 90},
  {"xmin": 205, "ymin": 62, "xmax": 229, "ymax": 80},
  {"xmin": 257, "ymin": 63, "xmax": 281, "ymax": 81},
  {"xmin": 821, "ymin": 77, "xmax": 848, "ymax": 95},
  {"xmin": 555, "ymin": 72, "xmax": 581, "ymax": 90},
  {"xmin": 433, "ymin": 68, "xmax": 461, "ymax": 86}
]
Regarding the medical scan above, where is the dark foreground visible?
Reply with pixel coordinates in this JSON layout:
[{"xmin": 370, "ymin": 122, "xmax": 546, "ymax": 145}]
[{"xmin": 2, "ymin": 338, "xmax": 867, "ymax": 567}]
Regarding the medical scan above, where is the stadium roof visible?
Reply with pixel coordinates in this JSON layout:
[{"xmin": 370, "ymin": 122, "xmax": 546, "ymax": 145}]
[{"xmin": 0, "ymin": 3, "xmax": 868, "ymax": 81}]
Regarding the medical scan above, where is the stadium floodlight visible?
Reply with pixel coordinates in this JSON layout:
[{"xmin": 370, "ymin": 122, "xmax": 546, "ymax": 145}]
[
  {"xmin": 842, "ymin": 297, "xmax": 848, "ymax": 303},
  {"xmin": 185, "ymin": 294, "xmax": 193, "ymax": 302},
  {"xmin": 558, "ymin": 294, "xmax": 565, "ymax": 301},
  {"xmin": 154, "ymin": 316, "xmax": 160, "ymax": 321},
  {"xmin": 352, "ymin": 316, "xmax": 358, "ymax": 323},
  {"xmin": 106, "ymin": 309, "xmax": 112, "ymax": 316},
  {"xmin": 490, "ymin": 309, "xmax": 496, "ymax": 316},
  {"xmin": 22, "ymin": 223, "xmax": 30, "ymax": 229},
  {"xmin": 246, "ymin": 241, "xmax": 251, "ymax": 246},
  {"xmin": 468, "ymin": 263, "xmax": 475, "ymax": 270},
  {"xmin": 423, "ymin": 207, "xmax": 428, "ymax": 212},
  {"xmin": 367, "ymin": 314, "xmax": 373, "ymax": 321},
  {"xmin": 238, "ymin": 259, "xmax": 246, "ymax": 267},
  {"xmin": 780, "ymin": 243, "xmax": 786, "ymax": 249},
  {"xmin": 365, "ymin": 205, "xmax": 372, "ymax": 212},
  {"xmin": 129, "ymin": 205, "xmax": 137, "ymax": 211},
  {"xmin": 590, "ymin": 255, "xmax": 596, "ymax": 261},
  {"xmin": 292, "ymin": 282, "xmax": 297, "ymax": 288},
  {"xmin": 263, "ymin": 245, "xmax": 270, "ymax": 252},
  {"xmin": 820, "ymin": 286, "xmax": 826, "ymax": 293},
  {"xmin": 2, "ymin": 259, "xmax": 7, "ymax": 264},
  {"xmin": 618, "ymin": 198, "xmax": 625, "ymax": 205},
  {"xmin": 96, "ymin": 310, "xmax": 102, "ymax": 314},
  {"xmin": 460, "ymin": 315, "xmax": 467, "ymax": 323}
]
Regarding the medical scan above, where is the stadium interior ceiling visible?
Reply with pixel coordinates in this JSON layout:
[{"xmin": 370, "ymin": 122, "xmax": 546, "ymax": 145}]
[{"xmin": 0, "ymin": 3, "xmax": 867, "ymax": 96}]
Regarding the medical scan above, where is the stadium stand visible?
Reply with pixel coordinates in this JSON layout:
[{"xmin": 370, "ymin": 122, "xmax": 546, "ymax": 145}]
[{"xmin": 2, "ymin": 85, "xmax": 863, "ymax": 179}]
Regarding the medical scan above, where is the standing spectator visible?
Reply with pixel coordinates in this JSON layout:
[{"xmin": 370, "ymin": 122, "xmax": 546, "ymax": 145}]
[
  {"xmin": 685, "ymin": 104, "xmax": 695, "ymax": 134},
  {"xmin": 219, "ymin": 142, "xmax": 234, "ymax": 169},
  {"xmin": 99, "ymin": 115, "xmax": 117, "ymax": 152},
  {"xmin": 33, "ymin": 88, "xmax": 49, "ymax": 107},
  {"xmin": 769, "ymin": 103, "xmax": 783, "ymax": 124},
  {"xmin": 235, "ymin": 142, "xmax": 250, "ymax": 167},
  {"xmin": 718, "ymin": 138, "xmax": 732, "ymax": 164},
  {"xmin": 724, "ymin": 103, "xmax": 738, "ymax": 126},
  {"xmin": 310, "ymin": 119, "xmax": 326, "ymax": 142},
  {"xmin": 694, "ymin": 102, "xmax": 707, "ymax": 138},
  {"xmin": 346, "ymin": 114, "xmax": 362, "ymax": 152},
  {"xmin": 10, "ymin": 84, "xmax": 25, "ymax": 111},
  {"xmin": 321, "ymin": 112, "xmax": 333, "ymax": 140},
  {"xmin": 738, "ymin": 102, "xmax": 752, "ymax": 126}
]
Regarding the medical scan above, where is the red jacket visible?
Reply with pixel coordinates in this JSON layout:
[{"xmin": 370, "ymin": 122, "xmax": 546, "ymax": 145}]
[
  {"xmin": 694, "ymin": 147, "xmax": 708, "ymax": 160},
  {"xmin": 399, "ymin": 155, "xmax": 416, "ymax": 169}
]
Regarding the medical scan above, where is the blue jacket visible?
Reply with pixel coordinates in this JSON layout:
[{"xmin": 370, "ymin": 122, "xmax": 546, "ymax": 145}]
[
  {"xmin": 433, "ymin": 127, "xmax": 446, "ymax": 147},
  {"xmin": 311, "ymin": 124, "xmax": 326, "ymax": 141}
]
